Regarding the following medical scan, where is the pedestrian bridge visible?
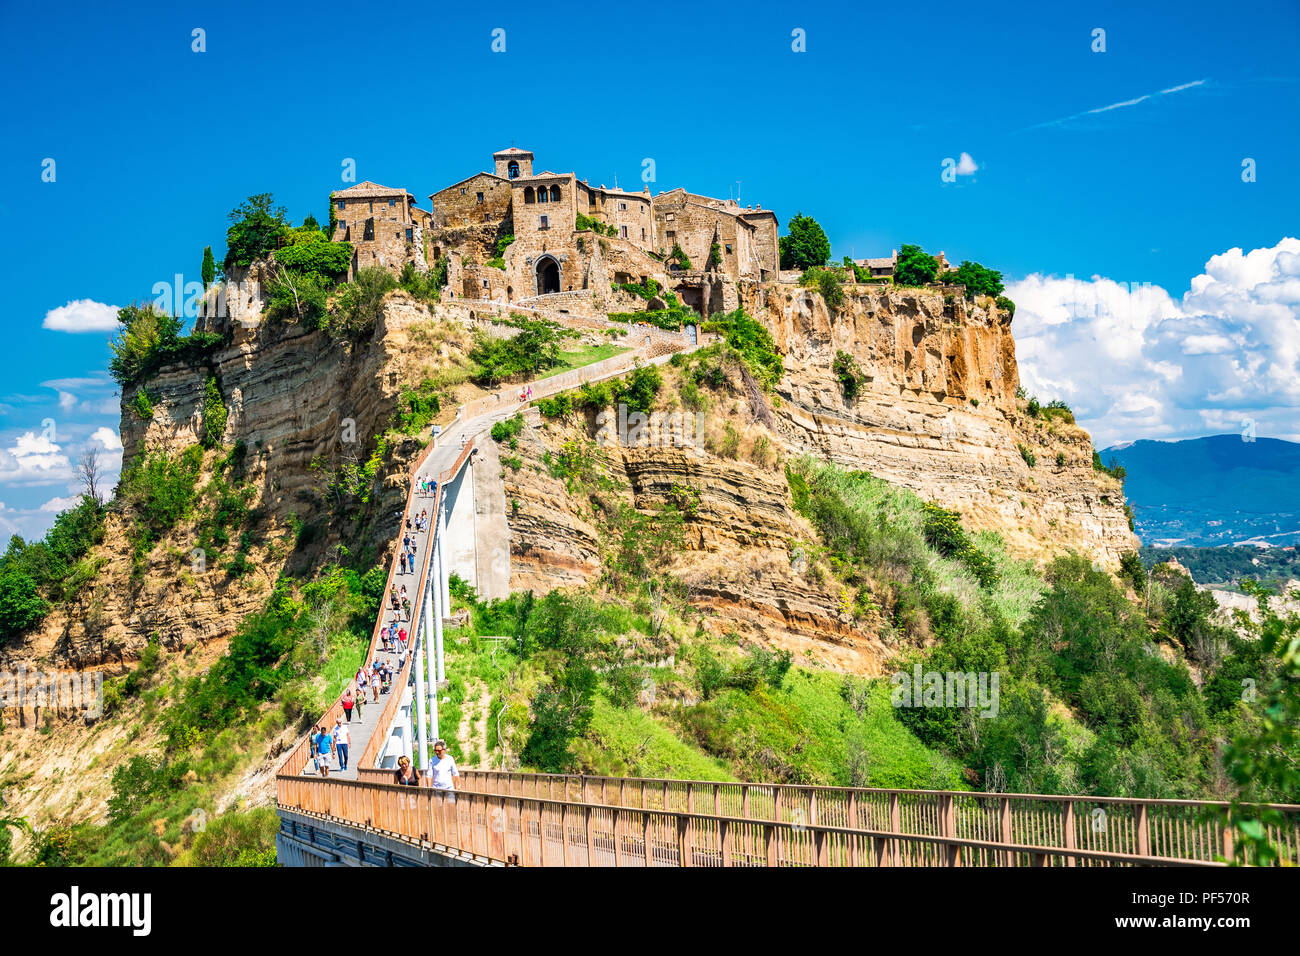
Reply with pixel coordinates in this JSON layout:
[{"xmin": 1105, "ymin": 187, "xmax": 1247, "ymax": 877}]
[{"xmin": 275, "ymin": 348, "xmax": 1300, "ymax": 868}]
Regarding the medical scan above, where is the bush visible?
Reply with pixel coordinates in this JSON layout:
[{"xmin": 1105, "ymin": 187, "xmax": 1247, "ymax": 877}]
[
  {"xmin": 0, "ymin": 567, "xmax": 48, "ymax": 642},
  {"xmin": 119, "ymin": 445, "xmax": 205, "ymax": 558},
  {"xmin": 133, "ymin": 388, "xmax": 154, "ymax": 420},
  {"xmin": 201, "ymin": 376, "xmax": 227, "ymax": 448},
  {"xmin": 223, "ymin": 194, "xmax": 289, "ymax": 269},
  {"xmin": 699, "ymin": 309, "xmax": 783, "ymax": 389},
  {"xmin": 491, "ymin": 414, "xmax": 524, "ymax": 443},
  {"xmin": 949, "ymin": 260, "xmax": 1005, "ymax": 299},
  {"xmin": 800, "ymin": 266, "xmax": 845, "ymax": 307},
  {"xmin": 470, "ymin": 316, "xmax": 575, "ymax": 386},
  {"xmin": 1018, "ymin": 443, "xmax": 1037, "ymax": 468},
  {"xmin": 832, "ymin": 350, "xmax": 861, "ymax": 401},
  {"xmin": 995, "ymin": 295, "xmax": 1016, "ymax": 317},
  {"xmin": 321, "ymin": 267, "xmax": 397, "ymax": 340},
  {"xmin": 109, "ymin": 305, "xmax": 224, "ymax": 387},
  {"xmin": 921, "ymin": 502, "xmax": 1000, "ymax": 590}
]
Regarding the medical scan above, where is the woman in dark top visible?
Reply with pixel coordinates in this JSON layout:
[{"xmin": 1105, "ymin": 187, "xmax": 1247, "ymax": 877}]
[{"xmin": 395, "ymin": 755, "xmax": 420, "ymax": 786}]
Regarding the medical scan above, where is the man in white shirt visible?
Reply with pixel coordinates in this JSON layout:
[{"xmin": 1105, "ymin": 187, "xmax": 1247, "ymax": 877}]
[
  {"xmin": 333, "ymin": 718, "xmax": 351, "ymax": 771},
  {"xmin": 429, "ymin": 739, "xmax": 459, "ymax": 790}
]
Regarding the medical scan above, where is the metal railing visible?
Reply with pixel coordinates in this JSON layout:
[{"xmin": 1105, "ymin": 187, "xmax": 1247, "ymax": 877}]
[
  {"xmin": 456, "ymin": 770, "xmax": 1300, "ymax": 867},
  {"xmin": 276, "ymin": 774, "xmax": 1242, "ymax": 868}
]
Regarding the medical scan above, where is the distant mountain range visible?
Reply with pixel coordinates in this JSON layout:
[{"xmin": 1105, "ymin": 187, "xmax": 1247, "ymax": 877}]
[{"xmin": 1100, "ymin": 435, "xmax": 1300, "ymax": 548}]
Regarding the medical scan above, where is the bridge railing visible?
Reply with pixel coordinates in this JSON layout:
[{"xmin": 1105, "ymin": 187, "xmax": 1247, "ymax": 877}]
[
  {"xmin": 457, "ymin": 770, "xmax": 1300, "ymax": 866},
  {"xmin": 276, "ymin": 430, "xmax": 451, "ymax": 778},
  {"xmin": 354, "ymin": 437, "xmax": 478, "ymax": 780},
  {"xmin": 275, "ymin": 773, "xmax": 1232, "ymax": 867}
]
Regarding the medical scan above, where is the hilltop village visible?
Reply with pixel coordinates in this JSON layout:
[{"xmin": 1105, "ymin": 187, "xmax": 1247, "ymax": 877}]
[{"xmin": 327, "ymin": 147, "xmax": 785, "ymax": 317}]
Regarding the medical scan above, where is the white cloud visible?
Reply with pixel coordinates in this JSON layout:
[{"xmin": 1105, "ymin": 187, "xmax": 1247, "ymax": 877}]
[
  {"xmin": 91, "ymin": 426, "xmax": 123, "ymax": 451},
  {"xmin": 1008, "ymin": 237, "xmax": 1300, "ymax": 448},
  {"xmin": 57, "ymin": 390, "xmax": 78, "ymax": 411},
  {"xmin": 955, "ymin": 152, "xmax": 978, "ymax": 175},
  {"xmin": 40, "ymin": 495, "xmax": 81, "ymax": 513},
  {"xmin": 0, "ymin": 431, "xmax": 73, "ymax": 486},
  {"xmin": 42, "ymin": 299, "xmax": 120, "ymax": 333}
]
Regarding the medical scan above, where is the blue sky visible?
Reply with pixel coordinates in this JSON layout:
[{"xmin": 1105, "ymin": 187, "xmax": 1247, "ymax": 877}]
[{"xmin": 1, "ymin": 0, "xmax": 1297, "ymax": 537}]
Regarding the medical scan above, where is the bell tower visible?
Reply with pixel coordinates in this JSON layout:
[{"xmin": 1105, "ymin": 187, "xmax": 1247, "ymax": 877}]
[{"xmin": 493, "ymin": 147, "xmax": 533, "ymax": 180}]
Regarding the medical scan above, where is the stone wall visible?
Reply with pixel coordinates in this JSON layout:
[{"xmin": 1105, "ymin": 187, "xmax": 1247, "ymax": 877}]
[{"xmin": 428, "ymin": 172, "xmax": 511, "ymax": 231}]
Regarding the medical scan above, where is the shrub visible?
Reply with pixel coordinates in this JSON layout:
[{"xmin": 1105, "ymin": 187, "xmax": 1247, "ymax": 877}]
[
  {"xmin": 321, "ymin": 267, "xmax": 397, "ymax": 340},
  {"xmin": 109, "ymin": 304, "xmax": 223, "ymax": 387},
  {"xmin": 201, "ymin": 376, "xmax": 227, "ymax": 449},
  {"xmin": 949, "ymin": 260, "xmax": 1005, "ymax": 299},
  {"xmin": 537, "ymin": 392, "xmax": 573, "ymax": 419},
  {"xmin": 470, "ymin": 316, "xmax": 575, "ymax": 386},
  {"xmin": 1018, "ymin": 444, "xmax": 1037, "ymax": 468},
  {"xmin": 699, "ymin": 309, "xmax": 783, "ymax": 389},
  {"xmin": 921, "ymin": 502, "xmax": 1000, "ymax": 590},
  {"xmin": 996, "ymin": 295, "xmax": 1016, "ymax": 317},
  {"xmin": 832, "ymin": 350, "xmax": 861, "ymax": 401},
  {"xmin": 491, "ymin": 414, "xmax": 524, "ymax": 443},
  {"xmin": 223, "ymin": 194, "xmax": 289, "ymax": 269},
  {"xmin": 800, "ymin": 266, "xmax": 845, "ymax": 307},
  {"xmin": 133, "ymin": 388, "xmax": 154, "ymax": 420},
  {"xmin": 394, "ymin": 380, "xmax": 442, "ymax": 434}
]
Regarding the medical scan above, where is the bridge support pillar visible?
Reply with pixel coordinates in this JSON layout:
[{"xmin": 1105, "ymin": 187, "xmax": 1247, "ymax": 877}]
[
  {"xmin": 428, "ymin": 542, "xmax": 441, "ymax": 741},
  {"xmin": 414, "ymin": 620, "xmax": 429, "ymax": 772}
]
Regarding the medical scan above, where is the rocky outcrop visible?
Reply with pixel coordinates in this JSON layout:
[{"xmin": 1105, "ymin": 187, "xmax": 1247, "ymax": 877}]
[{"xmin": 760, "ymin": 284, "xmax": 1137, "ymax": 566}]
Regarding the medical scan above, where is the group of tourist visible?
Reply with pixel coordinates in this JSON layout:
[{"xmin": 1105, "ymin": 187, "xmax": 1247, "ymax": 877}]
[{"xmin": 308, "ymin": 445, "xmax": 463, "ymax": 790}]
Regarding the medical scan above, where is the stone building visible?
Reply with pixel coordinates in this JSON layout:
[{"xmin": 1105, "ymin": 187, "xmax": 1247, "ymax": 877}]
[
  {"xmin": 651, "ymin": 189, "xmax": 779, "ymax": 282},
  {"xmin": 330, "ymin": 181, "xmax": 427, "ymax": 277},
  {"xmin": 351, "ymin": 147, "xmax": 781, "ymax": 313}
]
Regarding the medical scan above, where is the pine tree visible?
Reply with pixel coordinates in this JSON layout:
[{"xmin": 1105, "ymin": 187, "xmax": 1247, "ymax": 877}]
[{"xmin": 201, "ymin": 245, "xmax": 216, "ymax": 289}]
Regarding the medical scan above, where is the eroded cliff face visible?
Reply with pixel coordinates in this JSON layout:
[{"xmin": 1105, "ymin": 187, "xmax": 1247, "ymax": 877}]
[
  {"xmin": 758, "ymin": 285, "xmax": 1136, "ymax": 566},
  {"xmin": 499, "ymin": 283, "xmax": 1135, "ymax": 675}
]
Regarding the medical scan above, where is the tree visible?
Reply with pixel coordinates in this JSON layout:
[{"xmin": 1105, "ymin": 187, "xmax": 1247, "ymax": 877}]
[
  {"xmin": 893, "ymin": 244, "xmax": 939, "ymax": 286},
  {"xmin": 949, "ymin": 260, "xmax": 1004, "ymax": 299},
  {"xmin": 78, "ymin": 446, "xmax": 104, "ymax": 507},
  {"xmin": 779, "ymin": 212, "xmax": 831, "ymax": 270},
  {"xmin": 0, "ymin": 566, "xmax": 48, "ymax": 642},
  {"xmin": 223, "ymin": 193, "xmax": 289, "ymax": 269},
  {"xmin": 201, "ymin": 246, "xmax": 216, "ymax": 289}
]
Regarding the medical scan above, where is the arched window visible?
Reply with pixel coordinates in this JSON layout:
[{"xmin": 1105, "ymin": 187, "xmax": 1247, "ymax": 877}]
[
  {"xmin": 550, "ymin": 185, "xmax": 561, "ymax": 202},
  {"xmin": 537, "ymin": 187, "xmax": 548, "ymax": 203},
  {"xmin": 508, "ymin": 160, "xmax": 520, "ymax": 179},
  {"xmin": 524, "ymin": 186, "xmax": 535, "ymax": 204}
]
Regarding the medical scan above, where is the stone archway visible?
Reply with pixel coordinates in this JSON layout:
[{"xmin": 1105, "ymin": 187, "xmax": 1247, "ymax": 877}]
[{"xmin": 535, "ymin": 256, "xmax": 560, "ymax": 295}]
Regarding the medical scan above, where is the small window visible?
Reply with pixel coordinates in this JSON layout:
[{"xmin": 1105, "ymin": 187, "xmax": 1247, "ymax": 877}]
[
  {"xmin": 725, "ymin": 244, "xmax": 732, "ymax": 254},
  {"xmin": 539, "ymin": 215, "xmax": 549, "ymax": 229},
  {"xmin": 619, "ymin": 202, "xmax": 627, "ymax": 211},
  {"xmin": 389, "ymin": 199, "xmax": 397, "ymax": 207},
  {"xmin": 483, "ymin": 279, "xmax": 490, "ymax": 288},
  {"xmin": 477, "ymin": 192, "xmax": 484, "ymax": 203},
  {"xmin": 641, "ymin": 228, "xmax": 646, "ymax": 241},
  {"xmin": 460, "ymin": 187, "xmax": 467, "ymax": 194},
  {"xmin": 620, "ymin": 225, "xmax": 628, "ymax": 239},
  {"xmin": 666, "ymin": 230, "xmax": 676, "ymax": 239},
  {"xmin": 406, "ymin": 228, "xmax": 414, "ymax": 241},
  {"xmin": 549, "ymin": 185, "xmax": 561, "ymax": 202},
  {"xmin": 337, "ymin": 200, "xmax": 346, "ymax": 210},
  {"xmin": 589, "ymin": 192, "xmax": 596, "ymax": 206},
  {"xmin": 666, "ymin": 213, "xmax": 675, "ymax": 221},
  {"xmin": 537, "ymin": 187, "xmax": 548, "ymax": 203}
]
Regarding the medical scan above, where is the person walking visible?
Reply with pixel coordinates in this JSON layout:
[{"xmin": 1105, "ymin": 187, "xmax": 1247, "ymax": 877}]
[
  {"xmin": 334, "ymin": 718, "xmax": 351, "ymax": 771},
  {"xmin": 402, "ymin": 597, "xmax": 412, "ymax": 621},
  {"xmin": 399, "ymin": 551, "xmax": 408, "ymax": 575},
  {"xmin": 341, "ymin": 688, "xmax": 355, "ymax": 722},
  {"xmin": 313, "ymin": 725, "xmax": 334, "ymax": 778},
  {"xmin": 370, "ymin": 664, "xmax": 381, "ymax": 701},
  {"xmin": 394, "ymin": 755, "xmax": 420, "ymax": 786},
  {"xmin": 430, "ymin": 740, "xmax": 459, "ymax": 791}
]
